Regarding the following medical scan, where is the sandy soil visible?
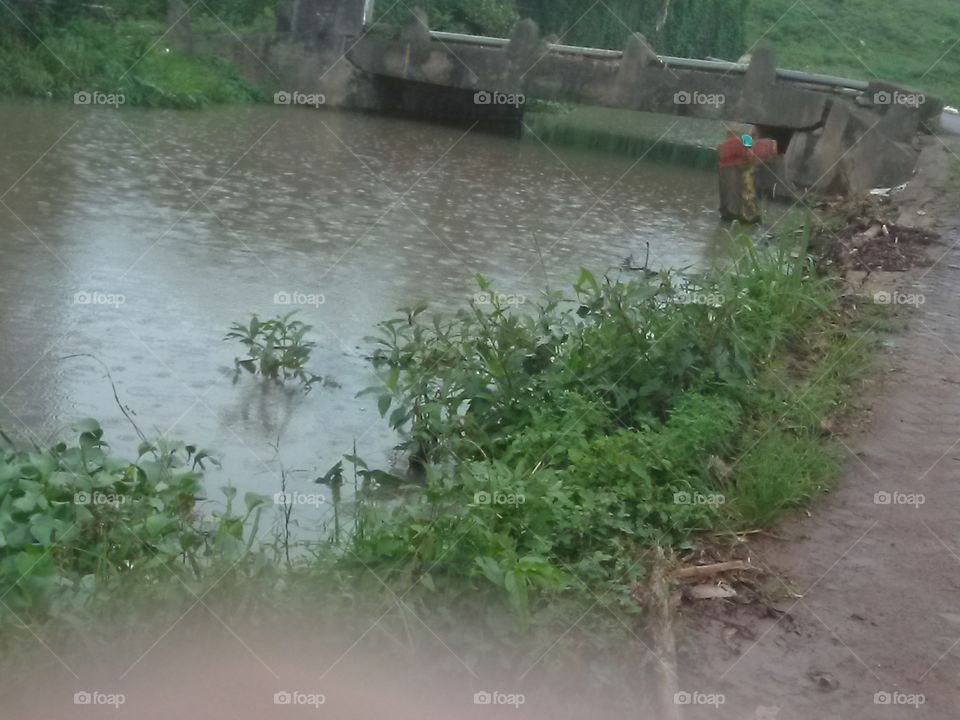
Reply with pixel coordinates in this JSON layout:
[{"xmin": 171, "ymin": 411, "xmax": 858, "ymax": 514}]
[{"xmin": 678, "ymin": 131, "xmax": 960, "ymax": 718}]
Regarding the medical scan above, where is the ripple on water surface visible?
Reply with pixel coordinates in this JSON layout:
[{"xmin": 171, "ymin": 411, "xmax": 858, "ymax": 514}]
[{"xmin": 0, "ymin": 103, "xmax": 723, "ymax": 525}]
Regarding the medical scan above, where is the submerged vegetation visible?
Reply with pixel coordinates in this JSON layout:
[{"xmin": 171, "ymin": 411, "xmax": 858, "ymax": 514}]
[
  {"xmin": 226, "ymin": 312, "xmax": 320, "ymax": 387},
  {"xmin": 0, "ymin": 228, "xmax": 879, "ymax": 643}
]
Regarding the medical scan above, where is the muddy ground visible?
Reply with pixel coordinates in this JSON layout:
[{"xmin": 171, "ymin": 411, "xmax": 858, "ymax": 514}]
[{"xmin": 677, "ymin": 133, "xmax": 960, "ymax": 718}]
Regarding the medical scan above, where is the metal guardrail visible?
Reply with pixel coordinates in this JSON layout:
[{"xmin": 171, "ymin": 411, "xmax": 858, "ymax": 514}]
[
  {"xmin": 362, "ymin": 0, "xmax": 376, "ymax": 27},
  {"xmin": 428, "ymin": 30, "xmax": 871, "ymax": 93}
]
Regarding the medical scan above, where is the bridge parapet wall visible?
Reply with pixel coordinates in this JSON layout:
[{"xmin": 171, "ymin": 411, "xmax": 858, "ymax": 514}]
[{"xmin": 179, "ymin": 0, "xmax": 939, "ymax": 196}]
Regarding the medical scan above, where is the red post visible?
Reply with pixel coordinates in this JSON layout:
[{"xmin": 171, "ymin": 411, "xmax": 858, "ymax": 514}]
[{"xmin": 718, "ymin": 135, "xmax": 778, "ymax": 223}]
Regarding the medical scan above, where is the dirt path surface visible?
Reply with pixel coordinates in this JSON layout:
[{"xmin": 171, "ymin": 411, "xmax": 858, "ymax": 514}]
[{"xmin": 678, "ymin": 135, "xmax": 960, "ymax": 719}]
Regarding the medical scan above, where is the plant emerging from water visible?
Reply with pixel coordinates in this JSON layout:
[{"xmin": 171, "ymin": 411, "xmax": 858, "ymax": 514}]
[{"xmin": 226, "ymin": 312, "xmax": 320, "ymax": 387}]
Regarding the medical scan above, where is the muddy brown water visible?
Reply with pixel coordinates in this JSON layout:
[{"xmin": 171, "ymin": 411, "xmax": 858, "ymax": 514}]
[{"xmin": 0, "ymin": 102, "xmax": 725, "ymax": 527}]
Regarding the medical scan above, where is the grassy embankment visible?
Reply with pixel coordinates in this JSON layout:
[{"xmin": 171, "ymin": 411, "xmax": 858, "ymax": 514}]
[
  {"xmin": 748, "ymin": 0, "xmax": 960, "ymax": 104},
  {"xmin": 0, "ymin": 227, "xmax": 882, "ymax": 665},
  {"xmin": 0, "ymin": 18, "xmax": 263, "ymax": 107}
]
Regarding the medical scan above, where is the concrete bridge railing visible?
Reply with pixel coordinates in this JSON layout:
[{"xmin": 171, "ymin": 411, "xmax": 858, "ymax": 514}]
[{"xmin": 186, "ymin": 0, "xmax": 942, "ymax": 197}]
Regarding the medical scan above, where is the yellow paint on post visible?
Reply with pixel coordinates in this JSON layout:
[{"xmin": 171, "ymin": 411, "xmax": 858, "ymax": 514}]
[{"xmin": 742, "ymin": 164, "xmax": 761, "ymax": 224}]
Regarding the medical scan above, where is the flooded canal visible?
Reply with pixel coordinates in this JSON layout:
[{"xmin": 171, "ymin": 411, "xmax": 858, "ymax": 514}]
[{"xmin": 0, "ymin": 102, "xmax": 724, "ymax": 522}]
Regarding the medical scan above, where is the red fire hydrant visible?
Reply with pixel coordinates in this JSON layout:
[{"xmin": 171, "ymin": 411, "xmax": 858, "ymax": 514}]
[{"xmin": 718, "ymin": 134, "xmax": 778, "ymax": 223}]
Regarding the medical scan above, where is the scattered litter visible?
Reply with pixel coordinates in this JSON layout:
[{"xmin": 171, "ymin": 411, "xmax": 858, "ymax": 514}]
[
  {"xmin": 686, "ymin": 582, "xmax": 737, "ymax": 600},
  {"xmin": 814, "ymin": 196, "xmax": 937, "ymax": 272},
  {"xmin": 673, "ymin": 560, "xmax": 752, "ymax": 580},
  {"xmin": 869, "ymin": 183, "xmax": 908, "ymax": 197}
]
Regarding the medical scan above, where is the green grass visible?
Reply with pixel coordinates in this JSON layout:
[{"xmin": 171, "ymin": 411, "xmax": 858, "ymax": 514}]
[
  {"xmin": 0, "ymin": 19, "xmax": 264, "ymax": 107},
  {"xmin": 747, "ymin": 0, "xmax": 960, "ymax": 103},
  {"xmin": 523, "ymin": 106, "xmax": 725, "ymax": 167},
  {"xmin": 350, "ymin": 228, "xmax": 877, "ymax": 605}
]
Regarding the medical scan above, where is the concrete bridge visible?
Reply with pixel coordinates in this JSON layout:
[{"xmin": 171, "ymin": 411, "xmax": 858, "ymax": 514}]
[{"xmin": 189, "ymin": 0, "xmax": 942, "ymax": 197}]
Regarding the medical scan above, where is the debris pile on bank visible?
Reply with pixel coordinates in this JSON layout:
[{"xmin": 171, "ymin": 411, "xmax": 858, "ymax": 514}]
[{"xmin": 813, "ymin": 196, "xmax": 938, "ymax": 272}]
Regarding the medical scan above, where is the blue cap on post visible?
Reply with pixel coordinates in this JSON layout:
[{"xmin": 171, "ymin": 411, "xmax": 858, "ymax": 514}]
[{"xmin": 741, "ymin": 134, "xmax": 754, "ymax": 148}]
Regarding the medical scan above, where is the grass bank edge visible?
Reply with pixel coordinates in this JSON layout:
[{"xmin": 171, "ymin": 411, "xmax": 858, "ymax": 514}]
[{"xmin": 0, "ymin": 226, "xmax": 884, "ymax": 636}]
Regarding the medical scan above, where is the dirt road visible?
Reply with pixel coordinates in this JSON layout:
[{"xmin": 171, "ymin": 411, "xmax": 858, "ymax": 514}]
[{"xmin": 678, "ymin": 133, "xmax": 960, "ymax": 719}]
